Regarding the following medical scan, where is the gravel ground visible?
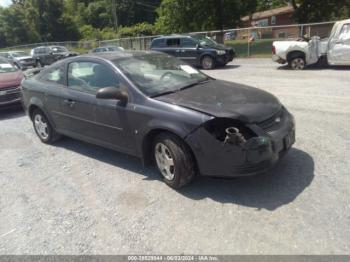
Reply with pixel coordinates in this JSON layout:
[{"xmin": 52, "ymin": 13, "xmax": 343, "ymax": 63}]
[{"xmin": 0, "ymin": 58, "xmax": 350, "ymax": 255}]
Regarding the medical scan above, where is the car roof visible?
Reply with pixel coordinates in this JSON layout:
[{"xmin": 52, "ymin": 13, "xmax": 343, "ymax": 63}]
[{"xmin": 152, "ymin": 35, "xmax": 193, "ymax": 40}]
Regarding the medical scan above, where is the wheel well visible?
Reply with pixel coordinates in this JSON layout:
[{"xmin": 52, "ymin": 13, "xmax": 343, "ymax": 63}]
[
  {"xmin": 287, "ymin": 51, "xmax": 305, "ymax": 62},
  {"xmin": 142, "ymin": 129, "xmax": 197, "ymax": 169},
  {"xmin": 28, "ymin": 105, "xmax": 41, "ymax": 120},
  {"xmin": 201, "ymin": 54, "xmax": 214, "ymax": 62}
]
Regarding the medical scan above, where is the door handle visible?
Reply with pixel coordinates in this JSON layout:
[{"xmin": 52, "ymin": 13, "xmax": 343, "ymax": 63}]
[
  {"xmin": 63, "ymin": 99, "xmax": 75, "ymax": 107},
  {"xmin": 175, "ymin": 49, "xmax": 181, "ymax": 53}
]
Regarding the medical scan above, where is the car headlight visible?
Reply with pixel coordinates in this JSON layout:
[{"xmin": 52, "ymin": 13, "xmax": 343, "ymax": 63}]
[{"xmin": 216, "ymin": 50, "xmax": 226, "ymax": 55}]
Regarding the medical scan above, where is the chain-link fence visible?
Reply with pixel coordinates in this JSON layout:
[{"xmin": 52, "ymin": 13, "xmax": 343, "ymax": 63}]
[{"xmin": 0, "ymin": 21, "xmax": 336, "ymax": 58}]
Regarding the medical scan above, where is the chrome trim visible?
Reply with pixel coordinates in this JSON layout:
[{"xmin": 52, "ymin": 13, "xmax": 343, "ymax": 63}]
[{"xmin": 52, "ymin": 111, "xmax": 123, "ymax": 131}]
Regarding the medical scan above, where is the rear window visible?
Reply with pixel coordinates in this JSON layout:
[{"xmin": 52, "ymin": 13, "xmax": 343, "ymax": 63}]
[
  {"xmin": 151, "ymin": 38, "xmax": 165, "ymax": 48},
  {"xmin": 166, "ymin": 38, "xmax": 180, "ymax": 47}
]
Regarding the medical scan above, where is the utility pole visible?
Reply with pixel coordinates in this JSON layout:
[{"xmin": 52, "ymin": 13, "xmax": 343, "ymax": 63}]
[{"xmin": 111, "ymin": 0, "xmax": 118, "ymax": 31}]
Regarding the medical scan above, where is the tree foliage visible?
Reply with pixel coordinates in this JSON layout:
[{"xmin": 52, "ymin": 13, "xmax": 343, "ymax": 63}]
[{"xmin": 0, "ymin": 0, "xmax": 349, "ymax": 48}]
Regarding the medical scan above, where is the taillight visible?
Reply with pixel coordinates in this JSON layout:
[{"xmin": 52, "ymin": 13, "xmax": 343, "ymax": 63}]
[{"xmin": 272, "ymin": 45, "xmax": 276, "ymax": 55}]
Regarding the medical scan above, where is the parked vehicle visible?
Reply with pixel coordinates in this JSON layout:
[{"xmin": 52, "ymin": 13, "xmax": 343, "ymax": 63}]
[
  {"xmin": 31, "ymin": 46, "xmax": 78, "ymax": 67},
  {"xmin": 272, "ymin": 19, "xmax": 350, "ymax": 70},
  {"xmin": 21, "ymin": 51, "xmax": 295, "ymax": 188},
  {"xmin": 49, "ymin": 46, "xmax": 79, "ymax": 58},
  {"xmin": 150, "ymin": 35, "xmax": 235, "ymax": 69},
  {"xmin": 0, "ymin": 51, "xmax": 36, "ymax": 70},
  {"xmin": 0, "ymin": 58, "xmax": 24, "ymax": 108},
  {"xmin": 31, "ymin": 46, "xmax": 59, "ymax": 67},
  {"xmin": 90, "ymin": 46, "xmax": 125, "ymax": 53}
]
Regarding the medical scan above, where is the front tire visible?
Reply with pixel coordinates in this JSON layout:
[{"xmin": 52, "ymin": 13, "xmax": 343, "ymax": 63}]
[
  {"xmin": 289, "ymin": 57, "xmax": 306, "ymax": 70},
  {"xmin": 201, "ymin": 55, "xmax": 215, "ymax": 70},
  {"xmin": 32, "ymin": 109, "xmax": 60, "ymax": 144},
  {"xmin": 154, "ymin": 133, "xmax": 196, "ymax": 189}
]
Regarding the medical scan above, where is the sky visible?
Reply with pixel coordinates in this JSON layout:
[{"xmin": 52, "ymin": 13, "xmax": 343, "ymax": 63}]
[{"xmin": 0, "ymin": 0, "xmax": 11, "ymax": 7}]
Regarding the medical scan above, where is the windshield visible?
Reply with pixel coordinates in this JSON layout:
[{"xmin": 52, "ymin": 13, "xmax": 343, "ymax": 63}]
[
  {"xmin": 51, "ymin": 46, "xmax": 68, "ymax": 53},
  {"xmin": 11, "ymin": 51, "xmax": 30, "ymax": 57},
  {"xmin": 193, "ymin": 36, "xmax": 220, "ymax": 48},
  {"xmin": 113, "ymin": 53, "xmax": 209, "ymax": 97},
  {"xmin": 0, "ymin": 61, "xmax": 18, "ymax": 73},
  {"xmin": 108, "ymin": 46, "xmax": 123, "ymax": 51}
]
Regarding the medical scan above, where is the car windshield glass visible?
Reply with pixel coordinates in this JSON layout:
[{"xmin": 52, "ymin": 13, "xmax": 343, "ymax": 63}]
[
  {"xmin": 11, "ymin": 51, "xmax": 29, "ymax": 57},
  {"xmin": 194, "ymin": 36, "xmax": 219, "ymax": 48},
  {"xmin": 113, "ymin": 53, "xmax": 209, "ymax": 97},
  {"xmin": 108, "ymin": 46, "xmax": 123, "ymax": 51},
  {"xmin": 51, "ymin": 46, "xmax": 68, "ymax": 53},
  {"xmin": 0, "ymin": 62, "xmax": 17, "ymax": 73}
]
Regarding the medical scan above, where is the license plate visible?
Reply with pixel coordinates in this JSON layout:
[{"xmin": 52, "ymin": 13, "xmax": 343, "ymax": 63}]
[{"xmin": 0, "ymin": 91, "xmax": 7, "ymax": 96}]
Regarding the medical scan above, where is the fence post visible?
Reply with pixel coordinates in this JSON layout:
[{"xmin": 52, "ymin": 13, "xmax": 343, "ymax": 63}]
[{"xmin": 247, "ymin": 28, "xmax": 251, "ymax": 58}]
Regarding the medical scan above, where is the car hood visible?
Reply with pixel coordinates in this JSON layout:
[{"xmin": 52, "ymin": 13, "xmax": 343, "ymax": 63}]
[
  {"xmin": 15, "ymin": 56, "xmax": 33, "ymax": 60},
  {"xmin": 155, "ymin": 80, "xmax": 282, "ymax": 123},
  {"xmin": 0, "ymin": 71, "xmax": 24, "ymax": 88}
]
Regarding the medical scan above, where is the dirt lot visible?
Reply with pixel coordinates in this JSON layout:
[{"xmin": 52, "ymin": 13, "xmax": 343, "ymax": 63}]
[{"xmin": 0, "ymin": 59, "xmax": 350, "ymax": 254}]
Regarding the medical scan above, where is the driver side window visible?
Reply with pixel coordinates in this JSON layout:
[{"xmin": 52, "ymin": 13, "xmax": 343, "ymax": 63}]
[{"xmin": 67, "ymin": 61, "xmax": 119, "ymax": 94}]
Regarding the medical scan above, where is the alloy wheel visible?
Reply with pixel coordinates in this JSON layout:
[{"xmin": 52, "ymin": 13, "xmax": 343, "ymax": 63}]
[
  {"xmin": 34, "ymin": 114, "xmax": 49, "ymax": 140},
  {"xmin": 155, "ymin": 143, "xmax": 175, "ymax": 181},
  {"xmin": 291, "ymin": 58, "xmax": 305, "ymax": 70}
]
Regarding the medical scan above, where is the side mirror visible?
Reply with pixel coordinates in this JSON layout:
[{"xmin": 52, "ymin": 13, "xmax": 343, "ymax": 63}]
[
  {"xmin": 196, "ymin": 44, "xmax": 200, "ymax": 50},
  {"xmin": 96, "ymin": 86, "xmax": 128, "ymax": 104}
]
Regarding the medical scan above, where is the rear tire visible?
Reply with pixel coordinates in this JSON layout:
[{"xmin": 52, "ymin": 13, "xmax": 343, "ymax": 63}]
[
  {"xmin": 32, "ymin": 109, "xmax": 60, "ymax": 144},
  {"xmin": 201, "ymin": 55, "xmax": 215, "ymax": 70},
  {"xmin": 153, "ymin": 133, "xmax": 196, "ymax": 189},
  {"xmin": 288, "ymin": 57, "xmax": 306, "ymax": 70},
  {"xmin": 36, "ymin": 60, "xmax": 42, "ymax": 68}
]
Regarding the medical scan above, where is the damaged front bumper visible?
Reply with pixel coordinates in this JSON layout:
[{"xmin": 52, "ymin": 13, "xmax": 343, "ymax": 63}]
[{"xmin": 185, "ymin": 108, "xmax": 295, "ymax": 177}]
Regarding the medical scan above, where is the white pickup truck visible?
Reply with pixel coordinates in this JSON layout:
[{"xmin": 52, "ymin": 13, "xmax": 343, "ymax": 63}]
[{"xmin": 272, "ymin": 19, "xmax": 350, "ymax": 70}]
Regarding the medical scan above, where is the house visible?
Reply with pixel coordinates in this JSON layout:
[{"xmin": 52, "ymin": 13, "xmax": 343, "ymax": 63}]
[
  {"xmin": 237, "ymin": 5, "xmax": 333, "ymax": 40},
  {"xmin": 238, "ymin": 5, "xmax": 298, "ymax": 40},
  {"xmin": 241, "ymin": 5, "xmax": 295, "ymax": 28}
]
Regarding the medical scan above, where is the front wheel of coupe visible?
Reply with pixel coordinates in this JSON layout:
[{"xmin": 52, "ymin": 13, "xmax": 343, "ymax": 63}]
[
  {"xmin": 32, "ymin": 109, "xmax": 60, "ymax": 144},
  {"xmin": 154, "ymin": 133, "xmax": 196, "ymax": 189}
]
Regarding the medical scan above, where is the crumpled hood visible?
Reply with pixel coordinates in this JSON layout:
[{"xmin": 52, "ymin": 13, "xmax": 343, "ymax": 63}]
[
  {"xmin": 0, "ymin": 71, "xmax": 24, "ymax": 88},
  {"xmin": 155, "ymin": 80, "xmax": 282, "ymax": 123}
]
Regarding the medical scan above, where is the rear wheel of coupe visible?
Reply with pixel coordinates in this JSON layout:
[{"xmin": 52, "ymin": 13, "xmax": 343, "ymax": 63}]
[
  {"xmin": 201, "ymin": 55, "xmax": 215, "ymax": 70},
  {"xmin": 32, "ymin": 109, "xmax": 60, "ymax": 144},
  {"xmin": 154, "ymin": 133, "xmax": 196, "ymax": 189},
  {"xmin": 289, "ymin": 57, "xmax": 306, "ymax": 70}
]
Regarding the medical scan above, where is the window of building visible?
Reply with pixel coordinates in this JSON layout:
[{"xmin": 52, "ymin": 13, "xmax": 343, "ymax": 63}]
[{"xmin": 271, "ymin": 16, "xmax": 276, "ymax": 25}]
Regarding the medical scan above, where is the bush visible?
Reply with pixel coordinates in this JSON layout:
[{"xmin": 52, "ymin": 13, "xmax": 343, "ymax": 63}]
[{"xmin": 117, "ymin": 23, "xmax": 156, "ymax": 38}]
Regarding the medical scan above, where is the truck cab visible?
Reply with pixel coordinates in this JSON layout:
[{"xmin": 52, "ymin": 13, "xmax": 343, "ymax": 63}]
[{"xmin": 272, "ymin": 19, "xmax": 350, "ymax": 70}]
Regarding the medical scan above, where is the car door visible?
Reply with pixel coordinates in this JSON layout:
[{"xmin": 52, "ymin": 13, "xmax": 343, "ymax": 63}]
[
  {"xmin": 37, "ymin": 64, "xmax": 67, "ymax": 129},
  {"xmin": 61, "ymin": 59, "xmax": 134, "ymax": 153},
  {"xmin": 180, "ymin": 37, "xmax": 199, "ymax": 65},
  {"xmin": 328, "ymin": 23, "xmax": 350, "ymax": 65},
  {"xmin": 163, "ymin": 38, "xmax": 181, "ymax": 58}
]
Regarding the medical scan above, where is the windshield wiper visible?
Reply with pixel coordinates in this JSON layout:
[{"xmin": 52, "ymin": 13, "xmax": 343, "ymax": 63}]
[
  {"xmin": 179, "ymin": 79, "xmax": 211, "ymax": 91},
  {"xmin": 150, "ymin": 90, "xmax": 178, "ymax": 98},
  {"xmin": 150, "ymin": 79, "xmax": 211, "ymax": 98}
]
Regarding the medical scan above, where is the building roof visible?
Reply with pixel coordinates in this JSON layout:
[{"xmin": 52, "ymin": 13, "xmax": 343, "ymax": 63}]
[{"xmin": 241, "ymin": 5, "xmax": 294, "ymax": 22}]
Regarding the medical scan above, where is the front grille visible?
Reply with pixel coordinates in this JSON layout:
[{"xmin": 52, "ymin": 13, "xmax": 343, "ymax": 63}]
[
  {"xmin": 0, "ymin": 92, "xmax": 21, "ymax": 103},
  {"xmin": 0, "ymin": 86, "xmax": 20, "ymax": 92},
  {"xmin": 259, "ymin": 108, "xmax": 285, "ymax": 132}
]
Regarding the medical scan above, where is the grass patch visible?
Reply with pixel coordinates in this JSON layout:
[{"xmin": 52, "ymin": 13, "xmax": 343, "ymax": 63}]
[{"xmin": 225, "ymin": 39, "xmax": 275, "ymax": 58}]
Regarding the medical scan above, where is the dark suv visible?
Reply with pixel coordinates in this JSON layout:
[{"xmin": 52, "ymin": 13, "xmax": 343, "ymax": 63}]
[
  {"xmin": 31, "ymin": 46, "xmax": 59, "ymax": 67},
  {"xmin": 150, "ymin": 35, "xmax": 235, "ymax": 69}
]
